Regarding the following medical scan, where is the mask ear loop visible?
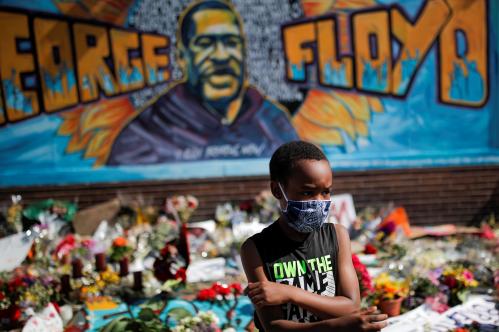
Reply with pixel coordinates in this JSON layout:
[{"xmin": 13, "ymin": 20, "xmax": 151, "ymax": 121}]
[{"xmin": 277, "ymin": 182, "xmax": 289, "ymax": 212}]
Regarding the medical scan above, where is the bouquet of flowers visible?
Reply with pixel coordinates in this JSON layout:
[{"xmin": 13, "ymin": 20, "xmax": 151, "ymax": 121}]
[
  {"xmin": 352, "ymin": 254, "xmax": 373, "ymax": 298},
  {"xmin": 196, "ymin": 282, "xmax": 243, "ymax": 302},
  {"xmin": 0, "ymin": 269, "xmax": 59, "ymax": 329},
  {"xmin": 196, "ymin": 282, "xmax": 244, "ymax": 329},
  {"xmin": 77, "ymin": 269, "xmax": 121, "ymax": 301},
  {"xmin": 439, "ymin": 265, "xmax": 478, "ymax": 306},
  {"xmin": 109, "ymin": 237, "xmax": 133, "ymax": 263},
  {"xmin": 371, "ymin": 272, "xmax": 409, "ymax": 303},
  {"xmin": 404, "ymin": 275, "xmax": 439, "ymax": 311},
  {"xmin": 166, "ymin": 195, "xmax": 199, "ymax": 223},
  {"xmin": 215, "ymin": 203, "xmax": 237, "ymax": 227},
  {"xmin": 253, "ymin": 190, "xmax": 280, "ymax": 223},
  {"xmin": 172, "ymin": 311, "xmax": 220, "ymax": 332}
]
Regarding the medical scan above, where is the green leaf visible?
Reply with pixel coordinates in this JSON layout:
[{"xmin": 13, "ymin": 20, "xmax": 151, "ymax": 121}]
[
  {"xmin": 167, "ymin": 307, "xmax": 192, "ymax": 321},
  {"xmin": 138, "ymin": 308, "xmax": 156, "ymax": 321},
  {"xmin": 140, "ymin": 299, "xmax": 164, "ymax": 312},
  {"xmin": 100, "ymin": 317, "xmax": 131, "ymax": 332},
  {"xmin": 457, "ymin": 289, "xmax": 469, "ymax": 303}
]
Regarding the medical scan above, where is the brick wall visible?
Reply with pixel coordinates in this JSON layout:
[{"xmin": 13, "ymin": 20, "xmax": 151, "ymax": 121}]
[{"xmin": 1, "ymin": 165, "xmax": 498, "ymax": 226}]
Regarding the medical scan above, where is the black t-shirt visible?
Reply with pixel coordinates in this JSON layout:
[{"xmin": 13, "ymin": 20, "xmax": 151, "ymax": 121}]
[{"xmin": 249, "ymin": 221, "xmax": 339, "ymax": 328}]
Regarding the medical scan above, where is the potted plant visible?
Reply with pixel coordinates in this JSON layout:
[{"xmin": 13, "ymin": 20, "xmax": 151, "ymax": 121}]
[{"xmin": 371, "ymin": 272, "xmax": 409, "ymax": 317}]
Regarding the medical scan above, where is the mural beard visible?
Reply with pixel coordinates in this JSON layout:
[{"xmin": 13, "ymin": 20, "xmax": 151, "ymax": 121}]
[{"xmin": 193, "ymin": 62, "xmax": 245, "ymax": 109}]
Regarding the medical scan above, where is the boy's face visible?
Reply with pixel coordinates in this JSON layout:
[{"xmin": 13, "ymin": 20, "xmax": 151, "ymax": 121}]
[{"xmin": 272, "ymin": 159, "xmax": 333, "ymax": 208}]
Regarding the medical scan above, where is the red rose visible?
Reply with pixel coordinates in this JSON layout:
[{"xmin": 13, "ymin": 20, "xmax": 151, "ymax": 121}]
[
  {"xmin": 10, "ymin": 306, "xmax": 21, "ymax": 322},
  {"xmin": 8, "ymin": 276, "xmax": 26, "ymax": 291},
  {"xmin": 351, "ymin": 254, "xmax": 373, "ymax": 297},
  {"xmin": 230, "ymin": 283, "xmax": 243, "ymax": 295},
  {"xmin": 239, "ymin": 201, "xmax": 253, "ymax": 212},
  {"xmin": 443, "ymin": 275, "xmax": 458, "ymax": 289},
  {"xmin": 197, "ymin": 288, "xmax": 217, "ymax": 301},
  {"xmin": 160, "ymin": 244, "xmax": 177, "ymax": 258},
  {"xmin": 175, "ymin": 268, "xmax": 187, "ymax": 282},
  {"xmin": 212, "ymin": 283, "xmax": 231, "ymax": 296},
  {"xmin": 363, "ymin": 243, "xmax": 378, "ymax": 255}
]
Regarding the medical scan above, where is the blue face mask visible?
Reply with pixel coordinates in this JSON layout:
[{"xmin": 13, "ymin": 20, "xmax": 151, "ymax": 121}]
[{"xmin": 278, "ymin": 183, "xmax": 332, "ymax": 233}]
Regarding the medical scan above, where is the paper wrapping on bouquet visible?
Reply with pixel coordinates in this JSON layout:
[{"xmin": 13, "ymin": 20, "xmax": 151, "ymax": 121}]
[
  {"xmin": 380, "ymin": 207, "xmax": 411, "ymax": 237},
  {"xmin": 187, "ymin": 257, "xmax": 226, "ymax": 283},
  {"xmin": 0, "ymin": 232, "xmax": 34, "ymax": 272},
  {"xmin": 22, "ymin": 303, "xmax": 63, "ymax": 332},
  {"xmin": 73, "ymin": 199, "xmax": 121, "ymax": 236}
]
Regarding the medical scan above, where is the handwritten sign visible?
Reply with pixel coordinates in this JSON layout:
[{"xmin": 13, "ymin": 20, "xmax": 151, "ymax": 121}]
[{"xmin": 330, "ymin": 194, "xmax": 357, "ymax": 229}]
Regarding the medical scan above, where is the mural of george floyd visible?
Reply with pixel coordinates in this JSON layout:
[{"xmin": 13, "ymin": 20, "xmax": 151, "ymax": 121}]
[{"xmin": 0, "ymin": 0, "xmax": 497, "ymax": 224}]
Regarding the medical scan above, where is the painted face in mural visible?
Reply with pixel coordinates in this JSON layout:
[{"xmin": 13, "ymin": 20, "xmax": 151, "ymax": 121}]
[{"xmin": 179, "ymin": 7, "xmax": 245, "ymax": 109}]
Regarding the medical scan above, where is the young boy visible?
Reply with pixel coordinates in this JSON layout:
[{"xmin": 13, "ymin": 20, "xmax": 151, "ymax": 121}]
[{"xmin": 241, "ymin": 141, "xmax": 388, "ymax": 331}]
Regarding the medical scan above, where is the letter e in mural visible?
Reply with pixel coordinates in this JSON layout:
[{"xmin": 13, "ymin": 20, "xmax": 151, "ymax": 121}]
[{"xmin": 34, "ymin": 17, "xmax": 79, "ymax": 112}]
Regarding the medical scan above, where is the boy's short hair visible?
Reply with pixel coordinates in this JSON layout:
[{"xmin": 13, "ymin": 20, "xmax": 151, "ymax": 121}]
[{"xmin": 269, "ymin": 141, "xmax": 328, "ymax": 184}]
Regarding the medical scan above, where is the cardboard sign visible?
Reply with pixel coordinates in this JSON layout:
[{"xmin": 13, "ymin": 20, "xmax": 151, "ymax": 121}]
[
  {"xmin": 330, "ymin": 194, "xmax": 356, "ymax": 229},
  {"xmin": 73, "ymin": 199, "xmax": 121, "ymax": 236}
]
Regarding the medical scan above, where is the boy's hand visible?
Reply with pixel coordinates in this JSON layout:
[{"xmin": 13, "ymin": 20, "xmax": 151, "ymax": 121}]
[
  {"xmin": 334, "ymin": 306, "xmax": 388, "ymax": 332},
  {"xmin": 245, "ymin": 281, "xmax": 294, "ymax": 308}
]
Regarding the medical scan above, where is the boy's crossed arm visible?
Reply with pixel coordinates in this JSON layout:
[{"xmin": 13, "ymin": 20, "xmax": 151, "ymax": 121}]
[{"xmin": 240, "ymin": 225, "xmax": 387, "ymax": 332}]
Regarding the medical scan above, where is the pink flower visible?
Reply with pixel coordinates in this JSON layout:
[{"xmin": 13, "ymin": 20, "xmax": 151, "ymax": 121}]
[
  {"xmin": 81, "ymin": 239, "xmax": 95, "ymax": 248},
  {"xmin": 480, "ymin": 224, "xmax": 495, "ymax": 240},
  {"xmin": 463, "ymin": 269, "xmax": 474, "ymax": 282},
  {"xmin": 428, "ymin": 268, "xmax": 443, "ymax": 286},
  {"xmin": 425, "ymin": 294, "xmax": 449, "ymax": 313}
]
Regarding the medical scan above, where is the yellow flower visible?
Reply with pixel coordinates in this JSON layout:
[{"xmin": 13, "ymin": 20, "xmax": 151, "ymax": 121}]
[{"xmin": 100, "ymin": 270, "xmax": 120, "ymax": 285}]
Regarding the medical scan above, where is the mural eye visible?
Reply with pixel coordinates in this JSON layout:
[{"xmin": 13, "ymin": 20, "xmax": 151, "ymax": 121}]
[
  {"xmin": 224, "ymin": 36, "xmax": 241, "ymax": 48},
  {"xmin": 195, "ymin": 36, "xmax": 214, "ymax": 48}
]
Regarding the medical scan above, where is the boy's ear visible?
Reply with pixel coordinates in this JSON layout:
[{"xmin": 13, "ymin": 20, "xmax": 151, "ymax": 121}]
[{"xmin": 270, "ymin": 181, "xmax": 282, "ymax": 199}]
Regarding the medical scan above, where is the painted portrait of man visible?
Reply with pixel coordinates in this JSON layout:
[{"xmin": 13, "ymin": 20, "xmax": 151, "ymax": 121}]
[{"xmin": 107, "ymin": 0, "xmax": 298, "ymax": 165}]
